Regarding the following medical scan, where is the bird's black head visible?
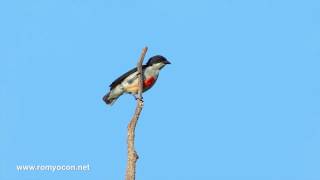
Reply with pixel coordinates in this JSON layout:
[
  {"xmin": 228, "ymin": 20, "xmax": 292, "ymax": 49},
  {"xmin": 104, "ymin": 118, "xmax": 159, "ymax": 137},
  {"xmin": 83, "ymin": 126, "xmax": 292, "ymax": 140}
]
[{"xmin": 146, "ymin": 55, "xmax": 171, "ymax": 66}]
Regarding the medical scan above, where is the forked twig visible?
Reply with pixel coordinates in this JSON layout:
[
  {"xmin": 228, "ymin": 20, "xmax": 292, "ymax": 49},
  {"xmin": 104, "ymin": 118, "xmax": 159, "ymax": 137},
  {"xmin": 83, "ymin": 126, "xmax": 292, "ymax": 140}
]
[{"xmin": 125, "ymin": 47, "xmax": 148, "ymax": 180}]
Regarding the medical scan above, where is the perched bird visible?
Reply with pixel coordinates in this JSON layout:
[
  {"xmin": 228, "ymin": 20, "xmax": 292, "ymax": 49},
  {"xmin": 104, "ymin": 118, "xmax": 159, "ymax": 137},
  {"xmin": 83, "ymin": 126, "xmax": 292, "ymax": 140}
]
[{"xmin": 103, "ymin": 55, "xmax": 171, "ymax": 105}]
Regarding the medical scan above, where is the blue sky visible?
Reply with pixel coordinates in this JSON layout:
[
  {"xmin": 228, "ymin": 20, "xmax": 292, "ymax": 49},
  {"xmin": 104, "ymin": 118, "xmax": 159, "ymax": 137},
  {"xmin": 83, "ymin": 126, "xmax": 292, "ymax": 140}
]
[{"xmin": 1, "ymin": 0, "xmax": 320, "ymax": 179}]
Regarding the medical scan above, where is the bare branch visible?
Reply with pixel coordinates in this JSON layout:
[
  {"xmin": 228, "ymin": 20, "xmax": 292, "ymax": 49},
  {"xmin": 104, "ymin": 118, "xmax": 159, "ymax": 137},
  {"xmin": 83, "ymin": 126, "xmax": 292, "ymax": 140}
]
[{"xmin": 125, "ymin": 47, "xmax": 148, "ymax": 180}]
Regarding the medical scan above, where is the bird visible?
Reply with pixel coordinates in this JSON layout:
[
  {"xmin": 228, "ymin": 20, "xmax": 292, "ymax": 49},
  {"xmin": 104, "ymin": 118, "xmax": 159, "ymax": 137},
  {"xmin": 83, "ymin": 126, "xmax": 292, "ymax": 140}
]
[{"xmin": 103, "ymin": 55, "xmax": 171, "ymax": 105}]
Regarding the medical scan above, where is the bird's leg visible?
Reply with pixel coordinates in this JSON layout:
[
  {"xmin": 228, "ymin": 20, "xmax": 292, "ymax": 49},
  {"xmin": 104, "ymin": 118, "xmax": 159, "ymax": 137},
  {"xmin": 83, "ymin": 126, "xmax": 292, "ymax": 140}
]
[
  {"xmin": 133, "ymin": 94, "xmax": 144, "ymax": 102},
  {"xmin": 133, "ymin": 94, "xmax": 139, "ymax": 100}
]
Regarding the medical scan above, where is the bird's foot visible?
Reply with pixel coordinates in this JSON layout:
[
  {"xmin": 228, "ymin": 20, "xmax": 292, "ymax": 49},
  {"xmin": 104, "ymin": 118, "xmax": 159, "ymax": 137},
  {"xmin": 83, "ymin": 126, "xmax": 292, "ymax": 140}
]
[
  {"xmin": 133, "ymin": 94, "xmax": 139, "ymax": 100},
  {"xmin": 134, "ymin": 94, "xmax": 144, "ymax": 102}
]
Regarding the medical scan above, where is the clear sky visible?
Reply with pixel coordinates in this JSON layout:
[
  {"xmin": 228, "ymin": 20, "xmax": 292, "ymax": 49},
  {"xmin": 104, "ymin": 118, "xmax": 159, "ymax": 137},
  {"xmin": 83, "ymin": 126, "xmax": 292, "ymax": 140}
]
[{"xmin": 1, "ymin": 0, "xmax": 320, "ymax": 179}]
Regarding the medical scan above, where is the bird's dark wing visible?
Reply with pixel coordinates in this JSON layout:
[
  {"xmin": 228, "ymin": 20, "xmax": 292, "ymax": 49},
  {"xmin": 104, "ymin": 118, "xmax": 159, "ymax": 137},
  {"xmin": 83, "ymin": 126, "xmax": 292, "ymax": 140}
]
[{"xmin": 109, "ymin": 65, "xmax": 147, "ymax": 89}]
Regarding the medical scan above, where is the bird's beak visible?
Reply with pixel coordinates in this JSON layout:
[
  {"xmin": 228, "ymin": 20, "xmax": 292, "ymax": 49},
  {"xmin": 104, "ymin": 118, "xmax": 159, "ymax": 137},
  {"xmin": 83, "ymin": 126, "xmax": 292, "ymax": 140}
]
[{"xmin": 164, "ymin": 60, "xmax": 171, "ymax": 64}]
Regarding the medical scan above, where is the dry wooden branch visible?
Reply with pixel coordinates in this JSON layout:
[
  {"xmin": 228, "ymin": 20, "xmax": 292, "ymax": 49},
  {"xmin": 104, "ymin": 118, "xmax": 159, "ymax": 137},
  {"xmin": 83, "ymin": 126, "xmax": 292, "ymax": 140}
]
[{"xmin": 125, "ymin": 47, "xmax": 148, "ymax": 180}]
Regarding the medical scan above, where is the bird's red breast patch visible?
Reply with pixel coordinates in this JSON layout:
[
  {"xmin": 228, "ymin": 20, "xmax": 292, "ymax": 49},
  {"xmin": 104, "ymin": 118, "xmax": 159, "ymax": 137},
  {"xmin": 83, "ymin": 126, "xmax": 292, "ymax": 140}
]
[{"xmin": 143, "ymin": 76, "xmax": 156, "ymax": 88}]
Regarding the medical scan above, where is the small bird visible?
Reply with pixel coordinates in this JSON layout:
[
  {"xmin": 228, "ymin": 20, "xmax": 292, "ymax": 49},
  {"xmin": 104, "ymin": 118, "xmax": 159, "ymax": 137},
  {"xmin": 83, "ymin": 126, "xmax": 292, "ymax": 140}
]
[{"xmin": 103, "ymin": 55, "xmax": 171, "ymax": 105}]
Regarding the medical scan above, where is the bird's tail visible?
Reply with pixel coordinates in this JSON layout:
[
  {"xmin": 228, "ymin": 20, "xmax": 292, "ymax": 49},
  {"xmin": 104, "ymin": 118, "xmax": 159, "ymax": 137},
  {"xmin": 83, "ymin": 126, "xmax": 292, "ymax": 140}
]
[{"xmin": 103, "ymin": 91, "xmax": 118, "ymax": 105}]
